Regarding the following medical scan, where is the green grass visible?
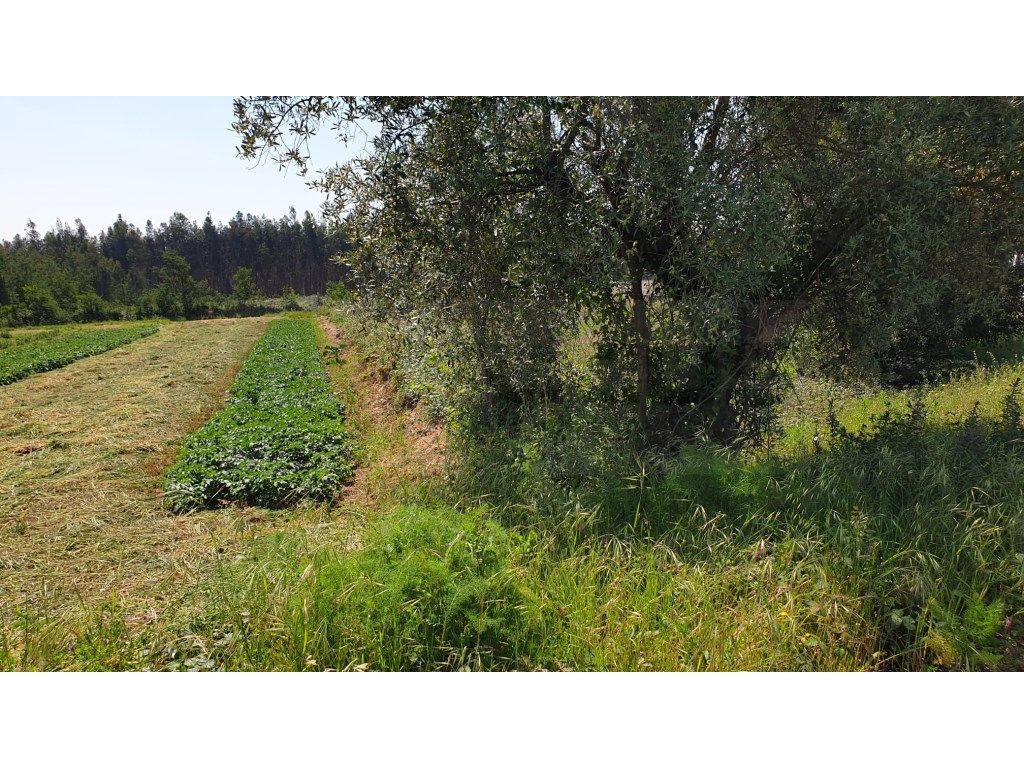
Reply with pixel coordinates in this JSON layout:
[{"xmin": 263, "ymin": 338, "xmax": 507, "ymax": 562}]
[
  {"xmin": 146, "ymin": 316, "xmax": 1023, "ymax": 671},
  {"xmin": 777, "ymin": 340, "xmax": 1024, "ymax": 456},
  {"xmin": 164, "ymin": 315, "xmax": 354, "ymax": 511},
  {"xmin": 0, "ymin": 323, "xmax": 159, "ymax": 385},
  {"xmin": 0, "ymin": 328, "xmax": 60, "ymax": 350},
  {"xmin": 7, "ymin": 312, "xmax": 1024, "ymax": 671}
]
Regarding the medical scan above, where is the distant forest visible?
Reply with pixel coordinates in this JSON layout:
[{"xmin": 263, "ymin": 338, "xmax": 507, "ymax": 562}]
[{"xmin": 0, "ymin": 209, "xmax": 347, "ymax": 325}]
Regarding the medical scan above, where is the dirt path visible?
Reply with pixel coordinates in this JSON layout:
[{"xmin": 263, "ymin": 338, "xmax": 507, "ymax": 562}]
[
  {"xmin": 0, "ymin": 317, "xmax": 269, "ymax": 621},
  {"xmin": 319, "ymin": 313, "xmax": 446, "ymax": 515}
]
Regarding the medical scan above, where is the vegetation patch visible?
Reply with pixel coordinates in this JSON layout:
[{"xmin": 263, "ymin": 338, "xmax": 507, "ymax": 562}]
[
  {"xmin": 165, "ymin": 316, "xmax": 354, "ymax": 511},
  {"xmin": 0, "ymin": 324, "xmax": 158, "ymax": 385},
  {"xmin": 0, "ymin": 317, "xmax": 268, "ymax": 627}
]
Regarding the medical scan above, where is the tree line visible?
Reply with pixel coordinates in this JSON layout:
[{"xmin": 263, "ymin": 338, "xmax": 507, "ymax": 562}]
[
  {"xmin": 234, "ymin": 96, "xmax": 1024, "ymax": 449},
  {"xmin": 0, "ymin": 208, "xmax": 347, "ymax": 325}
]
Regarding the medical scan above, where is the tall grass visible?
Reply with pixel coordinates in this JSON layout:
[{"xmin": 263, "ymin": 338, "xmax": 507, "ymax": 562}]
[
  {"xmin": 7, "ymin": 314, "xmax": 1024, "ymax": 671},
  {"xmin": 81, "ymin": 384, "xmax": 1011, "ymax": 671}
]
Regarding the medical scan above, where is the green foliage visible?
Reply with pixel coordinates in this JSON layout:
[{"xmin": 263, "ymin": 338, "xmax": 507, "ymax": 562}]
[
  {"xmin": 280, "ymin": 286, "xmax": 301, "ymax": 311},
  {"xmin": 231, "ymin": 267, "xmax": 260, "ymax": 312},
  {"xmin": 925, "ymin": 595, "xmax": 1006, "ymax": 670},
  {"xmin": 186, "ymin": 369, "xmax": 1024, "ymax": 671},
  {"xmin": 235, "ymin": 96, "xmax": 1024, "ymax": 448},
  {"xmin": 444, "ymin": 376, "xmax": 1024, "ymax": 669},
  {"xmin": 74, "ymin": 290, "xmax": 119, "ymax": 322},
  {"xmin": 0, "ymin": 328, "xmax": 58, "ymax": 351},
  {"xmin": 208, "ymin": 506, "xmax": 537, "ymax": 670},
  {"xmin": 0, "ymin": 324, "xmax": 158, "ymax": 386},
  {"xmin": 20, "ymin": 283, "xmax": 68, "ymax": 325},
  {"xmin": 158, "ymin": 249, "xmax": 211, "ymax": 318},
  {"xmin": 325, "ymin": 280, "xmax": 351, "ymax": 303},
  {"xmin": 164, "ymin": 317, "xmax": 354, "ymax": 511},
  {"xmin": 0, "ymin": 210, "xmax": 346, "ymax": 327}
]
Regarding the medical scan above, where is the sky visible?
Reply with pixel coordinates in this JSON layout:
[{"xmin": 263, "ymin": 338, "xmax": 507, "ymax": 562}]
[{"xmin": 0, "ymin": 97, "xmax": 363, "ymax": 241}]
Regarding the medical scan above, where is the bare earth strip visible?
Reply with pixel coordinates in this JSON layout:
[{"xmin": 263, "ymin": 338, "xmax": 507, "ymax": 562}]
[{"xmin": 0, "ymin": 317, "xmax": 268, "ymax": 622}]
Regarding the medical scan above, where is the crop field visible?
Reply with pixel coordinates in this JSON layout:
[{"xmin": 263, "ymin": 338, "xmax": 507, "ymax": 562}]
[
  {"xmin": 165, "ymin": 316, "xmax": 353, "ymax": 511},
  {"xmin": 0, "ymin": 323, "xmax": 161, "ymax": 385},
  {"xmin": 0, "ymin": 318, "xmax": 270, "ymax": 629},
  {"xmin": 0, "ymin": 323, "xmax": 160, "ymax": 385}
]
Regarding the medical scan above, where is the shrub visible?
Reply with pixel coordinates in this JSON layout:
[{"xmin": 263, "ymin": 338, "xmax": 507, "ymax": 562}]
[
  {"xmin": 74, "ymin": 291, "xmax": 118, "ymax": 322},
  {"xmin": 281, "ymin": 287, "xmax": 301, "ymax": 311},
  {"xmin": 20, "ymin": 283, "xmax": 67, "ymax": 325},
  {"xmin": 325, "ymin": 280, "xmax": 351, "ymax": 303}
]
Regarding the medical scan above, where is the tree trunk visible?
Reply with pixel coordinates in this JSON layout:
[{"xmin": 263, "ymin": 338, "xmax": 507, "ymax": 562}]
[{"xmin": 630, "ymin": 259, "xmax": 652, "ymax": 442}]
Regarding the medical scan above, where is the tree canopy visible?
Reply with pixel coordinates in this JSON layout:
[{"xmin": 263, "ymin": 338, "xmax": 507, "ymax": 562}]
[
  {"xmin": 233, "ymin": 96, "xmax": 1024, "ymax": 446},
  {"xmin": 0, "ymin": 209, "xmax": 347, "ymax": 324}
]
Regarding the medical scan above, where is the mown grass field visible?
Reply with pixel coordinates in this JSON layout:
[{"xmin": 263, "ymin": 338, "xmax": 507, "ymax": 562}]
[
  {"xmin": 3, "ymin": 310, "xmax": 1024, "ymax": 670},
  {"xmin": 0, "ymin": 319, "xmax": 269, "ymax": 637}
]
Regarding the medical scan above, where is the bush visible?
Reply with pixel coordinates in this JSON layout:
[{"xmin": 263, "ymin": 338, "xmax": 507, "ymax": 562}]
[
  {"xmin": 74, "ymin": 291, "xmax": 118, "ymax": 322},
  {"xmin": 20, "ymin": 284, "xmax": 67, "ymax": 325},
  {"xmin": 325, "ymin": 280, "xmax": 351, "ymax": 303},
  {"xmin": 281, "ymin": 287, "xmax": 301, "ymax": 311}
]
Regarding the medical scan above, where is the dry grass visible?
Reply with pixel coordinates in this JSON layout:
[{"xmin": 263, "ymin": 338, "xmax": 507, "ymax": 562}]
[
  {"xmin": 0, "ymin": 317, "xmax": 269, "ymax": 626},
  {"xmin": 320, "ymin": 312, "xmax": 447, "ymax": 510}
]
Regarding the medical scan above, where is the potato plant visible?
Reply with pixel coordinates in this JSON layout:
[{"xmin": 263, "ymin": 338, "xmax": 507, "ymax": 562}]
[
  {"xmin": 0, "ymin": 324, "xmax": 158, "ymax": 385},
  {"xmin": 165, "ymin": 317, "xmax": 353, "ymax": 511}
]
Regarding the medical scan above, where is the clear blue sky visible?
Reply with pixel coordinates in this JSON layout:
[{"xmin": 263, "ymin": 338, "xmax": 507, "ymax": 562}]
[{"xmin": 0, "ymin": 97, "xmax": 359, "ymax": 241}]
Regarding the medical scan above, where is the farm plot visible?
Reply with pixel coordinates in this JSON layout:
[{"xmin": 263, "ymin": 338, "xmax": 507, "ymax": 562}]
[
  {"xmin": 0, "ymin": 324, "xmax": 159, "ymax": 385},
  {"xmin": 165, "ymin": 316, "xmax": 354, "ymax": 511},
  {"xmin": 0, "ymin": 317, "xmax": 269, "ymax": 621}
]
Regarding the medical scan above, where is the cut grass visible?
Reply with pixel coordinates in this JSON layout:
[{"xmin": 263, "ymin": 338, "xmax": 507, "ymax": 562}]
[
  {"xmin": 0, "ymin": 323, "xmax": 159, "ymax": 385},
  {"xmin": 164, "ymin": 316, "xmax": 354, "ymax": 512},
  {"xmin": 0, "ymin": 317, "xmax": 269, "ymax": 629}
]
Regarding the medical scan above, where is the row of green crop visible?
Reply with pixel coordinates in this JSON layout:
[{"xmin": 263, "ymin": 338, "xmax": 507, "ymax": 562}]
[
  {"xmin": 0, "ymin": 324, "xmax": 159, "ymax": 385},
  {"xmin": 164, "ymin": 317, "xmax": 353, "ymax": 511}
]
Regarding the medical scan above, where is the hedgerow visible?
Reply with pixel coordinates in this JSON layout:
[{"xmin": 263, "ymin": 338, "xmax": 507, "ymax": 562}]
[
  {"xmin": 164, "ymin": 317, "xmax": 353, "ymax": 511},
  {"xmin": 0, "ymin": 324, "xmax": 158, "ymax": 386}
]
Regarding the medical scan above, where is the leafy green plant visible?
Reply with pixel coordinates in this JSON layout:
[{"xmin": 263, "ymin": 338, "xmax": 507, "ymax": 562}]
[
  {"xmin": 925, "ymin": 595, "xmax": 1006, "ymax": 669},
  {"xmin": 164, "ymin": 317, "xmax": 354, "ymax": 510},
  {"xmin": 325, "ymin": 281, "xmax": 351, "ymax": 303},
  {"xmin": 0, "ymin": 324, "xmax": 158, "ymax": 386}
]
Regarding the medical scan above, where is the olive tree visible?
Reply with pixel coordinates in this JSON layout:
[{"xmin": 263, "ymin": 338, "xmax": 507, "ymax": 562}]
[{"xmin": 234, "ymin": 96, "xmax": 1024, "ymax": 446}]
